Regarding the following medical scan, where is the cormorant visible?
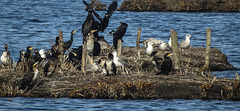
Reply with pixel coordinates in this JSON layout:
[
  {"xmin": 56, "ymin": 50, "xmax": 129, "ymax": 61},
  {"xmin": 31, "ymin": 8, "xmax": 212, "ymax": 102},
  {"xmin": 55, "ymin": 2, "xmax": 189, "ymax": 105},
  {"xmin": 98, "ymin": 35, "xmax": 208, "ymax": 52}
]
[
  {"xmin": 51, "ymin": 36, "xmax": 60, "ymax": 58},
  {"xmin": 179, "ymin": 34, "xmax": 192, "ymax": 49},
  {"xmin": 82, "ymin": 4, "xmax": 95, "ymax": 42},
  {"xmin": 19, "ymin": 65, "xmax": 39, "ymax": 90},
  {"xmin": 86, "ymin": 30, "xmax": 96, "ymax": 56},
  {"xmin": 108, "ymin": 22, "xmax": 128, "ymax": 49},
  {"xmin": 112, "ymin": 51, "xmax": 130, "ymax": 74},
  {"xmin": 25, "ymin": 46, "xmax": 34, "ymax": 61},
  {"xmin": 140, "ymin": 38, "xmax": 163, "ymax": 47},
  {"xmin": 1, "ymin": 44, "xmax": 12, "ymax": 66},
  {"xmin": 44, "ymin": 57, "xmax": 58, "ymax": 77},
  {"xmin": 92, "ymin": 1, "xmax": 118, "ymax": 32},
  {"xmin": 63, "ymin": 29, "xmax": 78, "ymax": 51},
  {"xmin": 98, "ymin": 57, "xmax": 107, "ymax": 74},
  {"xmin": 17, "ymin": 50, "xmax": 26, "ymax": 63},
  {"xmin": 105, "ymin": 53, "xmax": 116, "ymax": 76},
  {"xmin": 33, "ymin": 49, "xmax": 41, "ymax": 62},
  {"xmin": 157, "ymin": 53, "xmax": 172, "ymax": 75}
]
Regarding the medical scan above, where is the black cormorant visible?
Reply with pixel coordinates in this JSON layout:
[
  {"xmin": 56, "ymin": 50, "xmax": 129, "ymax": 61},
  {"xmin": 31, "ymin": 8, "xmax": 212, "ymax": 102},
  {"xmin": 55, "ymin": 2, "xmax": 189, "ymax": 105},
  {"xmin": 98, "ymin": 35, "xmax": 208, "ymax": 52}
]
[
  {"xmin": 157, "ymin": 53, "xmax": 172, "ymax": 75},
  {"xmin": 19, "ymin": 65, "xmax": 39, "ymax": 90},
  {"xmin": 82, "ymin": 5, "xmax": 95, "ymax": 42},
  {"xmin": 1, "ymin": 44, "xmax": 12, "ymax": 66},
  {"xmin": 33, "ymin": 49, "xmax": 41, "ymax": 63},
  {"xmin": 25, "ymin": 46, "xmax": 34, "ymax": 61},
  {"xmin": 51, "ymin": 36, "xmax": 60, "ymax": 58},
  {"xmin": 63, "ymin": 29, "xmax": 78, "ymax": 51},
  {"xmin": 92, "ymin": 1, "xmax": 118, "ymax": 32},
  {"xmin": 17, "ymin": 50, "xmax": 26, "ymax": 63},
  {"xmin": 108, "ymin": 22, "xmax": 128, "ymax": 49},
  {"xmin": 105, "ymin": 53, "xmax": 116, "ymax": 76}
]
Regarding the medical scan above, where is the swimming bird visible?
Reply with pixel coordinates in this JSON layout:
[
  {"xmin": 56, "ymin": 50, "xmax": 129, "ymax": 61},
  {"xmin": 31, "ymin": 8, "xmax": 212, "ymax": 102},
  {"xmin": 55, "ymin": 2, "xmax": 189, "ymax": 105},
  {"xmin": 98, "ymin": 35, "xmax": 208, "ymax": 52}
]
[
  {"xmin": 156, "ymin": 53, "xmax": 172, "ymax": 75},
  {"xmin": 105, "ymin": 53, "xmax": 116, "ymax": 76},
  {"xmin": 63, "ymin": 29, "xmax": 78, "ymax": 51},
  {"xmin": 108, "ymin": 22, "xmax": 128, "ymax": 49},
  {"xmin": 82, "ymin": 5, "xmax": 95, "ymax": 42},
  {"xmin": 179, "ymin": 34, "xmax": 192, "ymax": 49},
  {"xmin": 112, "ymin": 51, "xmax": 130, "ymax": 74},
  {"xmin": 19, "ymin": 65, "xmax": 39, "ymax": 90},
  {"xmin": 146, "ymin": 42, "xmax": 155, "ymax": 56},
  {"xmin": 140, "ymin": 38, "xmax": 163, "ymax": 47},
  {"xmin": 1, "ymin": 44, "xmax": 12, "ymax": 66}
]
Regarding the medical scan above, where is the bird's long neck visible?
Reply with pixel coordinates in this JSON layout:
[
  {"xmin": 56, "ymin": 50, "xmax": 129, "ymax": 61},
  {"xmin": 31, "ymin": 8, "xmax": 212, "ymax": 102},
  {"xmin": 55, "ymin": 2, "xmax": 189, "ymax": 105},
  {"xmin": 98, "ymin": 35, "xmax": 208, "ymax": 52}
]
[
  {"xmin": 5, "ymin": 47, "xmax": 8, "ymax": 51},
  {"xmin": 186, "ymin": 37, "xmax": 190, "ymax": 43},
  {"xmin": 70, "ymin": 32, "xmax": 74, "ymax": 41},
  {"xmin": 32, "ymin": 69, "xmax": 39, "ymax": 81}
]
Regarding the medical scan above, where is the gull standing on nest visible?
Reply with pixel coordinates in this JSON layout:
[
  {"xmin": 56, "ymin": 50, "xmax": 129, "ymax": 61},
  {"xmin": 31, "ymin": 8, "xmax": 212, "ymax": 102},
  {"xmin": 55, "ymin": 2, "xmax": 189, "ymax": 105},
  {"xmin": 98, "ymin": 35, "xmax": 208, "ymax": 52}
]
[
  {"xmin": 146, "ymin": 42, "xmax": 155, "ymax": 56},
  {"xmin": 112, "ymin": 51, "xmax": 130, "ymax": 75},
  {"xmin": 179, "ymin": 34, "xmax": 192, "ymax": 49},
  {"xmin": 1, "ymin": 44, "xmax": 12, "ymax": 66},
  {"xmin": 159, "ymin": 41, "xmax": 169, "ymax": 51}
]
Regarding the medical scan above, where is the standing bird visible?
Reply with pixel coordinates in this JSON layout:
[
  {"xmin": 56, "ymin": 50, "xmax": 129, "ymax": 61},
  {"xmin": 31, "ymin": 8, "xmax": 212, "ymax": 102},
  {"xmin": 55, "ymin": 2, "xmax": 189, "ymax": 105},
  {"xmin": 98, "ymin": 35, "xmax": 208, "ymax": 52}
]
[
  {"xmin": 112, "ymin": 51, "xmax": 130, "ymax": 74},
  {"xmin": 51, "ymin": 36, "xmax": 60, "ymax": 58},
  {"xmin": 159, "ymin": 41, "xmax": 169, "ymax": 51},
  {"xmin": 105, "ymin": 53, "xmax": 116, "ymax": 76},
  {"xmin": 33, "ymin": 49, "xmax": 41, "ymax": 63},
  {"xmin": 82, "ymin": 5, "xmax": 95, "ymax": 42},
  {"xmin": 98, "ymin": 57, "xmax": 107, "ymax": 74},
  {"xmin": 108, "ymin": 22, "xmax": 128, "ymax": 49},
  {"xmin": 86, "ymin": 30, "xmax": 96, "ymax": 56},
  {"xmin": 25, "ymin": 46, "xmax": 34, "ymax": 61},
  {"xmin": 146, "ymin": 42, "xmax": 155, "ymax": 56},
  {"xmin": 1, "ymin": 44, "xmax": 12, "ymax": 66},
  {"xmin": 157, "ymin": 53, "xmax": 172, "ymax": 75},
  {"xmin": 44, "ymin": 57, "xmax": 58, "ymax": 77},
  {"xmin": 63, "ymin": 29, "xmax": 78, "ymax": 51},
  {"xmin": 179, "ymin": 34, "xmax": 192, "ymax": 49},
  {"xmin": 17, "ymin": 50, "xmax": 26, "ymax": 63},
  {"xmin": 168, "ymin": 37, "xmax": 172, "ymax": 49},
  {"xmin": 19, "ymin": 65, "xmax": 39, "ymax": 90}
]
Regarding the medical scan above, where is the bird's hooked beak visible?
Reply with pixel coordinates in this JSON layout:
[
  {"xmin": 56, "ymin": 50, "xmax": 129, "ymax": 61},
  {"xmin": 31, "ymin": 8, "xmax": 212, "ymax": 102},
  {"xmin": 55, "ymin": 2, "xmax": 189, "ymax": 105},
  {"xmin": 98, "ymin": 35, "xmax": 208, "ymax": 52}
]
[
  {"xmin": 90, "ymin": 30, "xmax": 97, "ymax": 33},
  {"xmin": 29, "ymin": 47, "xmax": 34, "ymax": 50},
  {"xmin": 107, "ymin": 30, "xmax": 115, "ymax": 36},
  {"xmin": 72, "ymin": 29, "xmax": 79, "ymax": 34},
  {"xmin": 72, "ymin": 52, "xmax": 77, "ymax": 57},
  {"xmin": 167, "ymin": 53, "xmax": 174, "ymax": 57}
]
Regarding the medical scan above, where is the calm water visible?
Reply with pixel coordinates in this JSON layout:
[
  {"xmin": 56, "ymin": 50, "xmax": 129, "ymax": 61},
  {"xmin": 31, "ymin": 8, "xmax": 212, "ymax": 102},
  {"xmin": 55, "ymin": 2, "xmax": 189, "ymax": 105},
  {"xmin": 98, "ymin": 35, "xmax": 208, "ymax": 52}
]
[{"xmin": 0, "ymin": 0, "xmax": 240, "ymax": 110}]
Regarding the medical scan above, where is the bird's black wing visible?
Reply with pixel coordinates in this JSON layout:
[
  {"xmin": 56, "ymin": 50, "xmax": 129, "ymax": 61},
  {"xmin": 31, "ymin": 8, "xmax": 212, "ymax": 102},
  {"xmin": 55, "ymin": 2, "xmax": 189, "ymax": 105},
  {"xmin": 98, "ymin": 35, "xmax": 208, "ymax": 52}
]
[{"xmin": 106, "ymin": 1, "xmax": 117, "ymax": 16}]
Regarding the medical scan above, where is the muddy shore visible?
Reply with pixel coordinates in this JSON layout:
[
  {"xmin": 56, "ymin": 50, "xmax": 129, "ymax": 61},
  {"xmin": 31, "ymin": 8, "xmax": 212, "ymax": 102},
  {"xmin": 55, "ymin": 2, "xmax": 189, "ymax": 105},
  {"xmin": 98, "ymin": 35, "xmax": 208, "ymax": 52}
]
[{"xmin": 0, "ymin": 46, "xmax": 239, "ymax": 100}]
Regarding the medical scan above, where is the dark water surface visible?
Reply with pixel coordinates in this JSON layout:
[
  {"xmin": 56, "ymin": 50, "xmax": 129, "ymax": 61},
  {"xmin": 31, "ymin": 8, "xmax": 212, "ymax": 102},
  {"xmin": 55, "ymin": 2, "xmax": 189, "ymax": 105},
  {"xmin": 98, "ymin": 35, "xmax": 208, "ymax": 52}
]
[{"xmin": 0, "ymin": 0, "xmax": 240, "ymax": 110}]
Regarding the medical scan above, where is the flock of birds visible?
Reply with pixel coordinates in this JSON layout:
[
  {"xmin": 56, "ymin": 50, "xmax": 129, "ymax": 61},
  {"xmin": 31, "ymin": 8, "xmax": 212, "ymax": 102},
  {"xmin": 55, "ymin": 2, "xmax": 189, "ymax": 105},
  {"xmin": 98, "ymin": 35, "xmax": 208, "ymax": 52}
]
[{"xmin": 0, "ymin": 0, "xmax": 193, "ymax": 90}]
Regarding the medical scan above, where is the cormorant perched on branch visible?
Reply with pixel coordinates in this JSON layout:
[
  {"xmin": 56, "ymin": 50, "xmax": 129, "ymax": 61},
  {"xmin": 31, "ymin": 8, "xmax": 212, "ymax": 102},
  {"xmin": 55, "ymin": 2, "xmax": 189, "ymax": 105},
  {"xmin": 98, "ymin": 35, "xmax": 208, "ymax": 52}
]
[
  {"xmin": 63, "ymin": 29, "xmax": 78, "ymax": 51},
  {"xmin": 108, "ymin": 22, "xmax": 128, "ymax": 49},
  {"xmin": 82, "ymin": 3, "xmax": 95, "ymax": 42},
  {"xmin": 1, "ymin": 44, "xmax": 12, "ymax": 66},
  {"xmin": 25, "ymin": 46, "xmax": 33, "ymax": 61}
]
